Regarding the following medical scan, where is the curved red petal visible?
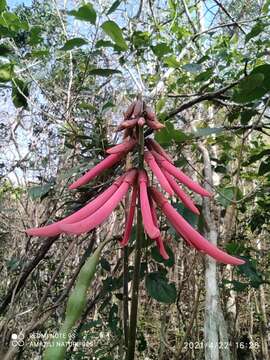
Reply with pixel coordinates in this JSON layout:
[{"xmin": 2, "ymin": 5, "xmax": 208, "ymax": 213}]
[
  {"xmin": 26, "ymin": 175, "xmax": 125, "ymax": 237},
  {"xmin": 138, "ymin": 170, "xmax": 160, "ymax": 239},
  {"xmin": 149, "ymin": 197, "xmax": 169, "ymax": 260},
  {"xmin": 150, "ymin": 150, "xmax": 212, "ymax": 197},
  {"xmin": 145, "ymin": 138, "xmax": 173, "ymax": 163},
  {"xmin": 150, "ymin": 187, "xmax": 245, "ymax": 265},
  {"xmin": 69, "ymin": 153, "xmax": 124, "ymax": 190},
  {"xmin": 61, "ymin": 170, "xmax": 137, "ymax": 235},
  {"xmin": 107, "ymin": 138, "xmax": 137, "ymax": 155},
  {"xmin": 144, "ymin": 151, "xmax": 174, "ymax": 196},
  {"xmin": 119, "ymin": 186, "xmax": 138, "ymax": 247},
  {"xmin": 164, "ymin": 171, "xmax": 200, "ymax": 215}
]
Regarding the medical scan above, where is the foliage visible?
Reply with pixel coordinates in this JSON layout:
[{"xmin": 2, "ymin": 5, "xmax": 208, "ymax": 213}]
[{"xmin": 0, "ymin": 0, "xmax": 269, "ymax": 359}]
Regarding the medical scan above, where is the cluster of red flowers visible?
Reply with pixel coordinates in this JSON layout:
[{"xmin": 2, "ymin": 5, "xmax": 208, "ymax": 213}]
[{"xmin": 26, "ymin": 100, "xmax": 244, "ymax": 266}]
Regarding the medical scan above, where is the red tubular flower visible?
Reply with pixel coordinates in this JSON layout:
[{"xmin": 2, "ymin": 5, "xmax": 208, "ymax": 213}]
[
  {"xmin": 149, "ymin": 198, "xmax": 169, "ymax": 260},
  {"xmin": 164, "ymin": 170, "xmax": 200, "ymax": 215},
  {"xmin": 150, "ymin": 187, "xmax": 245, "ymax": 265},
  {"xmin": 145, "ymin": 138, "xmax": 173, "ymax": 164},
  {"xmin": 120, "ymin": 185, "xmax": 138, "ymax": 247},
  {"xmin": 132, "ymin": 99, "xmax": 143, "ymax": 117},
  {"xmin": 107, "ymin": 138, "xmax": 137, "ymax": 155},
  {"xmin": 150, "ymin": 149, "xmax": 212, "ymax": 197},
  {"xmin": 61, "ymin": 170, "xmax": 137, "ymax": 235},
  {"xmin": 144, "ymin": 151, "xmax": 174, "ymax": 196},
  {"xmin": 138, "ymin": 170, "xmax": 160, "ymax": 239},
  {"xmin": 117, "ymin": 118, "xmax": 138, "ymax": 131},
  {"xmin": 26, "ymin": 175, "xmax": 126, "ymax": 238},
  {"xmin": 145, "ymin": 107, "xmax": 165, "ymax": 129},
  {"xmin": 124, "ymin": 101, "xmax": 136, "ymax": 120},
  {"xmin": 69, "ymin": 153, "xmax": 124, "ymax": 190},
  {"xmin": 145, "ymin": 119, "xmax": 165, "ymax": 130}
]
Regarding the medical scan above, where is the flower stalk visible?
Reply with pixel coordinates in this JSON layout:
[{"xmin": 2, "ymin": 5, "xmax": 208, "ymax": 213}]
[{"xmin": 127, "ymin": 123, "xmax": 144, "ymax": 360}]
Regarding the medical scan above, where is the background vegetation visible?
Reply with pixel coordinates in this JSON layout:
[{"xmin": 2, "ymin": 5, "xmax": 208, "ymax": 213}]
[{"xmin": 0, "ymin": 0, "xmax": 269, "ymax": 359}]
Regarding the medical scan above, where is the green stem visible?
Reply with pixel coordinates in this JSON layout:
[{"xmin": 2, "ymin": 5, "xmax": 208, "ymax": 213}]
[
  {"xmin": 126, "ymin": 125, "xmax": 144, "ymax": 360},
  {"xmin": 123, "ymin": 246, "xmax": 129, "ymax": 349}
]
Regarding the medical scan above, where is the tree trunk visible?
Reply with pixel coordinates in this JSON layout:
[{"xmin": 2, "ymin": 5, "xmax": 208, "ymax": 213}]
[{"xmin": 199, "ymin": 143, "xmax": 231, "ymax": 360}]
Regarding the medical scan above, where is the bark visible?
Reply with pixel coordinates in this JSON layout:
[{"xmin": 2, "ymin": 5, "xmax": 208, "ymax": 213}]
[{"xmin": 199, "ymin": 143, "xmax": 231, "ymax": 360}]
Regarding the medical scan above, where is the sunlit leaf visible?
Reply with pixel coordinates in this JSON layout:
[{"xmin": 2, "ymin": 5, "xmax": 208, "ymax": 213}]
[
  {"xmin": 28, "ymin": 184, "xmax": 53, "ymax": 200},
  {"xmin": 107, "ymin": 0, "xmax": 122, "ymax": 15},
  {"xmin": 101, "ymin": 20, "xmax": 128, "ymax": 51},
  {"xmin": 68, "ymin": 3, "xmax": 96, "ymax": 24},
  {"xmin": 245, "ymin": 22, "xmax": 265, "ymax": 43},
  {"xmin": 61, "ymin": 37, "xmax": 88, "ymax": 51}
]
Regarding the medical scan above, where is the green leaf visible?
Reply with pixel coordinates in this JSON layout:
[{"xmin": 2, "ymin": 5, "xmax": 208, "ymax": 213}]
[
  {"xmin": 263, "ymin": 0, "xmax": 270, "ymax": 13},
  {"xmin": 68, "ymin": 3, "xmax": 96, "ymax": 24},
  {"xmin": 258, "ymin": 158, "xmax": 270, "ymax": 175},
  {"xmin": 28, "ymin": 184, "xmax": 52, "ymax": 200},
  {"xmin": 194, "ymin": 127, "xmax": 224, "ymax": 137},
  {"xmin": 182, "ymin": 63, "xmax": 202, "ymax": 73},
  {"xmin": 137, "ymin": 331, "xmax": 147, "ymax": 352},
  {"xmin": 0, "ymin": 44, "xmax": 12, "ymax": 56},
  {"xmin": 88, "ymin": 68, "xmax": 121, "ymax": 77},
  {"xmin": 146, "ymin": 272, "xmax": 177, "ymax": 304},
  {"xmin": 195, "ymin": 68, "xmax": 213, "ymax": 82},
  {"xmin": 246, "ymin": 148, "xmax": 270, "ymax": 164},
  {"xmin": 29, "ymin": 26, "xmax": 42, "ymax": 45},
  {"xmin": 216, "ymin": 186, "xmax": 242, "ymax": 208},
  {"xmin": 0, "ymin": 0, "xmax": 6, "ymax": 13},
  {"xmin": 12, "ymin": 79, "xmax": 29, "ymax": 109},
  {"xmin": 30, "ymin": 50, "xmax": 50, "ymax": 58},
  {"xmin": 0, "ymin": 12, "xmax": 29, "ymax": 31},
  {"xmin": 233, "ymin": 64, "xmax": 270, "ymax": 103},
  {"xmin": 131, "ymin": 31, "xmax": 150, "ymax": 48},
  {"xmin": 173, "ymin": 202, "xmax": 199, "ymax": 227},
  {"xmin": 151, "ymin": 244, "xmax": 175, "ymax": 267},
  {"xmin": 78, "ymin": 102, "xmax": 96, "ymax": 111},
  {"xmin": 61, "ymin": 37, "xmax": 88, "ymax": 51},
  {"xmin": 101, "ymin": 20, "xmax": 128, "ymax": 51},
  {"xmin": 107, "ymin": 0, "xmax": 122, "ymax": 15},
  {"xmin": 245, "ymin": 22, "xmax": 265, "ymax": 43},
  {"xmin": 240, "ymin": 73, "xmax": 264, "ymax": 91},
  {"xmin": 100, "ymin": 257, "xmax": 111, "ymax": 271},
  {"xmin": 164, "ymin": 55, "xmax": 180, "ymax": 68},
  {"xmin": 240, "ymin": 109, "xmax": 257, "ymax": 125},
  {"xmin": 95, "ymin": 40, "xmax": 115, "ymax": 48},
  {"xmin": 151, "ymin": 43, "xmax": 171, "ymax": 58},
  {"xmin": 102, "ymin": 100, "xmax": 115, "ymax": 111},
  {"xmin": 155, "ymin": 121, "xmax": 190, "ymax": 145},
  {"xmin": 0, "ymin": 63, "xmax": 13, "ymax": 82},
  {"xmin": 238, "ymin": 257, "xmax": 264, "ymax": 288},
  {"xmin": 221, "ymin": 279, "xmax": 249, "ymax": 292}
]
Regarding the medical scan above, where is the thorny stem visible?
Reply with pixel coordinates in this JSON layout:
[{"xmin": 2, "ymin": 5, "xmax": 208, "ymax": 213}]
[{"xmin": 126, "ymin": 123, "xmax": 144, "ymax": 360}]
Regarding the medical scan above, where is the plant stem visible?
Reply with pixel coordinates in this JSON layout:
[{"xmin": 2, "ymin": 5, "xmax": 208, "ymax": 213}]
[{"xmin": 126, "ymin": 124, "xmax": 144, "ymax": 360}]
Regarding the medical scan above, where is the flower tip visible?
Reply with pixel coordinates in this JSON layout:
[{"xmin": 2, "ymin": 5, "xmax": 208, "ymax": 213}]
[
  {"xmin": 68, "ymin": 184, "xmax": 76, "ymax": 190},
  {"xmin": 235, "ymin": 258, "xmax": 245, "ymax": 266},
  {"xmin": 26, "ymin": 228, "xmax": 35, "ymax": 236},
  {"xmin": 162, "ymin": 252, "xmax": 169, "ymax": 260}
]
